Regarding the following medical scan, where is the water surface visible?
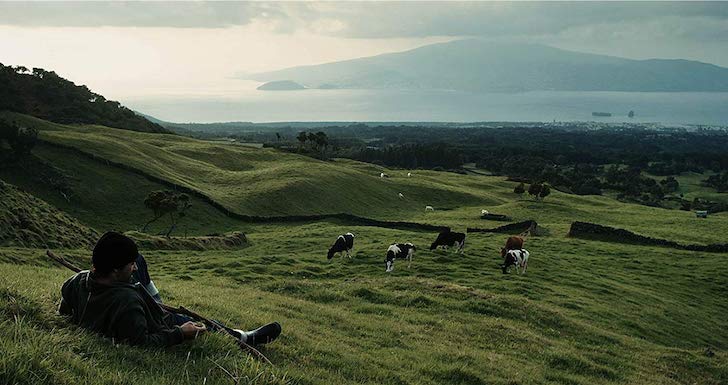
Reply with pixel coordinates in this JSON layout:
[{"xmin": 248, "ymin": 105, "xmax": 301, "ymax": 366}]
[{"xmin": 125, "ymin": 88, "xmax": 728, "ymax": 125}]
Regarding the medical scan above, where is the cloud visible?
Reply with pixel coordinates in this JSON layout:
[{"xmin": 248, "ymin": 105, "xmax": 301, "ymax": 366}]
[
  {"xmin": 3, "ymin": 2, "xmax": 726, "ymax": 37},
  {"xmin": 0, "ymin": 2, "xmax": 265, "ymax": 28},
  {"xmin": 291, "ymin": 2, "xmax": 728, "ymax": 40},
  {"xmin": 2, "ymin": 1, "xmax": 727, "ymax": 64}
]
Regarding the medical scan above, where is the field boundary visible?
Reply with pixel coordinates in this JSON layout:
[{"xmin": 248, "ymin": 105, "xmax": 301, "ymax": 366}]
[
  {"xmin": 38, "ymin": 139, "xmax": 450, "ymax": 233},
  {"xmin": 125, "ymin": 231, "xmax": 249, "ymax": 251},
  {"xmin": 467, "ymin": 220, "xmax": 538, "ymax": 234},
  {"xmin": 567, "ymin": 221, "xmax": 728, "ymax": 252}
]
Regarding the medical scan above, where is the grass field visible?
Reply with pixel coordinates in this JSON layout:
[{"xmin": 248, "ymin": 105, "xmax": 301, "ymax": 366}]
[
  {"xmin": 1, "ymin": 113, "xmax": 727, "ymax": 384},
  {"xmin": 1, "ymin": 221, "xmax": 727, "ymax": 385}
]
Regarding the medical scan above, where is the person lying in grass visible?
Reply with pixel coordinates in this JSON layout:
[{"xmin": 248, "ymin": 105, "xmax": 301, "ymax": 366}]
[{"xmin": 58, "ymin": 231, "xmax": 281, "ymax": 347}]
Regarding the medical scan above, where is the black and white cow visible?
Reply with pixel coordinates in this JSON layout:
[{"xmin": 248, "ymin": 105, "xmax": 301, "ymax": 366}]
[
  {"xmin": 327, "ymin": 232, "xmax": 355, "ymax": 260},
  {"xmin": 501, "ymin": 249, "xmax": 530, "ymax": 274},
  {"xmin": 429, "ymin": 230, "xmax": 466, "ymax": 253},
  {"xmin": 385, "ymin": 243, "xmax": 416, "ymax": 272}
]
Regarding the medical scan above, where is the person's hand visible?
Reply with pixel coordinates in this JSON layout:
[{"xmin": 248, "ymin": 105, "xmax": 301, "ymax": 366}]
[{"xmin": 180, "ymin": 321, "xmax": 207, "ymax": 339}]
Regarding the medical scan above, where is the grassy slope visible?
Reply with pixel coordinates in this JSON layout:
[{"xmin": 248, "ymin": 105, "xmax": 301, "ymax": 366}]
[
  {"xmin": 0, "ymin": 180, "xmax": 99, "ymax": 248},
  {"xmin": 3, "ymin": 111, "xmax": 726, "ymax": 245},
  {"xmin": 0, "ymin": 112, "xmax": 726, "ymax": 384},
  {"xmin": 3, "ymin": 112, "xmax": 491, "ymax": 218},
  {"xmin": 0, "ymin": 143, "xmax": 246, "ymax": 236},
  {"xmin": 1, "ymin": 221, "xmax": 726, "ymax": 385}
]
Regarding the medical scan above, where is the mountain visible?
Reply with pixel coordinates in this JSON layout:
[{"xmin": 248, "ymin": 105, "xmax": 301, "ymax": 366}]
[
  {"xmin": 0, "ymin": 63, "xmax": 168, "ymax": 133},
  {"xmin": 248, "ymin": 40, "xmax": 728, "ymax": 92}
]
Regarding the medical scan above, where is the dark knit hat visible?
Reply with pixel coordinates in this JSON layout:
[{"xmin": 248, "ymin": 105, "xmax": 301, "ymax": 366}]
[{"xmin": 92, "ymin": 231, "xmax": 139, "ymax": 274}]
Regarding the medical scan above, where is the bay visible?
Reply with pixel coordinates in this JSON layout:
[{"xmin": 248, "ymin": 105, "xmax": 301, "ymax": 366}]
[{"xmin": 125, "ymin": 89, "xmax": 728, "ymax": 126}]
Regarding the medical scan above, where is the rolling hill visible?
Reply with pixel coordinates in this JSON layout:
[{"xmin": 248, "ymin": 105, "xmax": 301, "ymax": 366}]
[
  {"xmin": 0, "ymin": 112, "xmax": 726, "ymax": 385},
  {"xmin": 2, "ymin": 111, "xmax": 726, "ymax": 245},
  {"xmin": 249, "ymin": 40, "xmax": 728, "ymax": 92}
]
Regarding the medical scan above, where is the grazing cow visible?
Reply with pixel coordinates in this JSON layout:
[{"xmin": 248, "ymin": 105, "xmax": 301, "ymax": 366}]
[
  {"xmin": 429, "ymin": 230, "xmax": 466, "ymax": 253},
  {"xmin": 502, "ymin": 236, "xmax": 524, "ymax": 253},
  {"xmin": 380, "ymin": 172, "xmax": 389, "ymax": 178},
  {"xmin": 398, "ymin": 192, "xmax": 405, "ymax": 199},
  {"xmin": 407, "ymin": 172, "xmax": 412, "ymax": 177},
  {"xmin": 425, "ymin": 205, "xmax": 435, "ymax": 212},
  {"xmin": 327, "ymin": 232, "xmax": 355, "ymax": 260},
  {"xmin": 481, "ymin": 209, "xmax": 489, "ymax": 215},
  {"xmin": 501, "ymin": 249, "xmax": 530, "ymax": 274},
  {"xmin": 385, "ymin": 243, "xmax": 416, "ymax": 272}
]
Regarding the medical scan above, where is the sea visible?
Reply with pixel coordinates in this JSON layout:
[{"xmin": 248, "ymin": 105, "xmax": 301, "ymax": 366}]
[{"xmin": 124, "ymin": 87, "xmax": 728, "ymax": 126}]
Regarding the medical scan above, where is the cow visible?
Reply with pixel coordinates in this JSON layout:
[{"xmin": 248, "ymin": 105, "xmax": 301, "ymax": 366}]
[
  {"xmin": 500, "ymin": 236, "xmax": 526, "ymax": 273},
  {"xmin": 327, "ymin": 232, "xmax": 355, "ymax": 260},
  {"xmin": 398, "ymin": 192, "xmax": 405, "ymax": 199},
  {"xmin": 385, "ymin": 243, "xmax": 416, "ymax": 272},
  {"xmin": 501, "ymin": 249, "xmax": 530, "ymax": 274},
  {"xmin": 429, "ymin": 230, "xmax": 466, "ymax": 253},
  {"xmin": 425, "ymin": 205, "xmax": 435, "ymax": 212},
  {"xmin": 502, "ymin": 236, "xmax": 524, "ymax": 253}
]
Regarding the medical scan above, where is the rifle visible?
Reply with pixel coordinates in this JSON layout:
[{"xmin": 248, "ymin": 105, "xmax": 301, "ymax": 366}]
[{"xmin": 46, "ymin": 249, "xmax": 272, "ymax": 365}]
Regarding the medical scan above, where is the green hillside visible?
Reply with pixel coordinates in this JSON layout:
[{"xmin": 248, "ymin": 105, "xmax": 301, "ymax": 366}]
[
  {"xmin": 2, "ymin": 111, "xmax": 497, "ymax": 218},
  {"xmin": 0, "ymin": 140, "xmax": 246, "ymax": 236},
  {"xmin": 0, "ymin": 112, "xmax": 726, "ymax": 384},
  {"xmin": 2, "ymin": 111, "xmax": 725, "ymax": 245},
  {"xmin": 0, "ymin": 179, "xmax": 98, "ymax": 248}
]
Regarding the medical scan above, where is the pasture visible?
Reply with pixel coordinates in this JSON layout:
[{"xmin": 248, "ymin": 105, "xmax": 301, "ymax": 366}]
[
  {"xmin": 1, "ymin": 221, "xmax": 727, "ymax": 385},
  {"xmin": 0, "ymin": 113, "xmax": 727, "ymax": 384}
]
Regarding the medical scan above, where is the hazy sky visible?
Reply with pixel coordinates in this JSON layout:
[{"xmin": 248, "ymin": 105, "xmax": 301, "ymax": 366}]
[{"xmin": 1, "ymin": 1, "xmax": 727, "ymax": 101}]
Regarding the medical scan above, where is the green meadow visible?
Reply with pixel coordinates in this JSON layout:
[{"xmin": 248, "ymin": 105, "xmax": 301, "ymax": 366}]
[{"xmin": 1, "ymin": 113, "xmax": 726, "ymax": 384}]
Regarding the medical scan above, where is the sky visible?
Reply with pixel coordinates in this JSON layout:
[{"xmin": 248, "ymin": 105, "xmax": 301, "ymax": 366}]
[{"xmin": 1, "ymin": 1, "xmax": 727, "ymax": 102}]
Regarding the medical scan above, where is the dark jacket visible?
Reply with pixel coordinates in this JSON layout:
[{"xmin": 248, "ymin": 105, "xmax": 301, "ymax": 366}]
[{"xmin": 59, "ymin": 270, "xmax": 184, "ymax": 347}]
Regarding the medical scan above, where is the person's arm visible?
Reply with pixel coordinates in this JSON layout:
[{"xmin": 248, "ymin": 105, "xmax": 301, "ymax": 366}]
[{"xmin": 112, "ymin": 303, "xmax": 187, "ymax": 347}]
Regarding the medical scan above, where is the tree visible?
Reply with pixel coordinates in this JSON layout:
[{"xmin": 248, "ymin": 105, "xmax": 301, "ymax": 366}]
[
  {"xmin": 0, "ymin": 120, "xmax": 37, "ymax": 161},
  {"xmin": 513, "ymin": 182, "xmax": 525, "ymax": 196},
  {"xmin": 539, "ymin": 184, "xmax": 551, "ymax": 200},
  {"xmin": 10, "ymin": 125, "xmax": 38, "ymax": 158},
  {"xmin": 313, "ymin": 131, "xmax": 328, "ymax": 148},
  {"xmin": 312, "ymin": 131, "xmax": 329, "ymax": 157},
  {"xmin": 0, "ymin": 63, "xmax": 166, "ymax": 133},
  {"xmin": 142, "ymin": 190, "xmax": 192, "ymax": 236},
  {"xmin": 660, "ymin": 176, "xmax": 679, "ymax": 193},
  {"xmin": 528, "ymin": 183, "xmax": 542, "ymax": 200},
  {"xmin": 296, "ymin": 131, "xmax": 308, "ymax": 148}
]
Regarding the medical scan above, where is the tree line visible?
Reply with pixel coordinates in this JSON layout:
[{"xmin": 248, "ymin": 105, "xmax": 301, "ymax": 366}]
[{"xmin": 0, "ymin": 63, "xmax": 166, "ymax": 133}]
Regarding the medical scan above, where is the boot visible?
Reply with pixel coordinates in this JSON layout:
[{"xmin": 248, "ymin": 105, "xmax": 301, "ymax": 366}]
[{"xmin": 233, "ymin": 322, "xmax": 282, "ymax": 345}]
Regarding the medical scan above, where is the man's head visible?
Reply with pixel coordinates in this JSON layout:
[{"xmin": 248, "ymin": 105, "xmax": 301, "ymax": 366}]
[{"xmin": 92, "ymin": 231, "xmax": 139, "ymax": 282}]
